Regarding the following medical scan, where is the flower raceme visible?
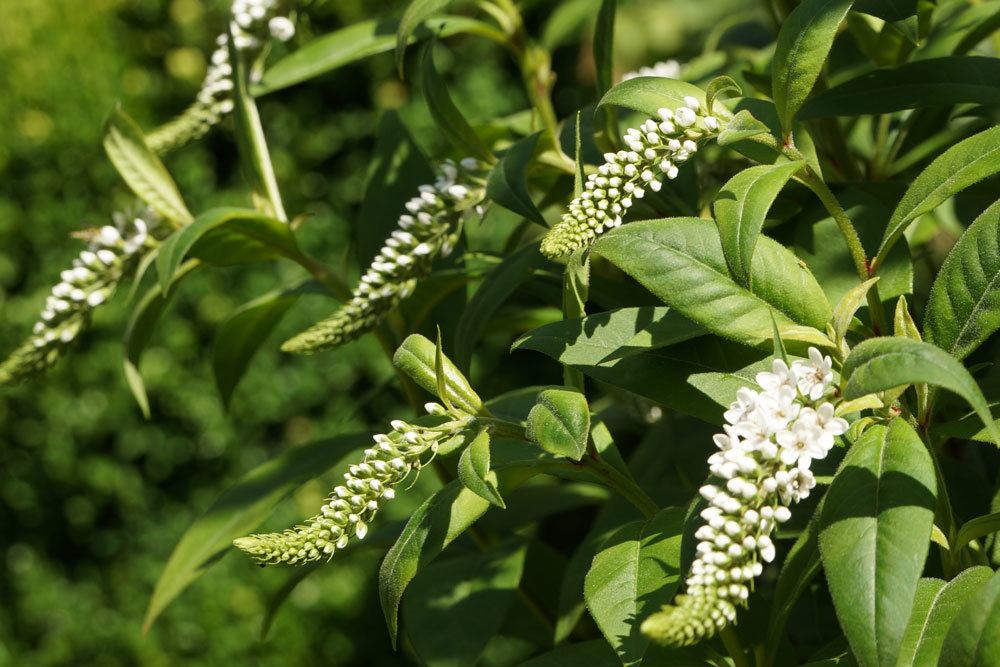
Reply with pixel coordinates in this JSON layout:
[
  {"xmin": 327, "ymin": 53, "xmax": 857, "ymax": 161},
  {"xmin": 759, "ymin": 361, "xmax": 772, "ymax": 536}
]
[
  {"xmin": 234, "ymin": 403, "xmax": 472, "ymax": 565},
  {"xmin": 620, "ymin": 59, "xmax": 682, "ymax": 81},
  {"xmin": 282, "ymin": 159, "xmax": 487, "ymax": 354},
  {"xmin": 540, "ymin": 96, "xmax": 724, "ymax": 259},
  {"xmin": 641, "ymin": 348, "xmax": 847, "ymax": 647},
  {"xmin": 146, "ymin": 0, "xmax": 296, "ymax": 154},
  {"xmin": 0, "ymin": 214, "xmax": 153, "ymax": 385}
]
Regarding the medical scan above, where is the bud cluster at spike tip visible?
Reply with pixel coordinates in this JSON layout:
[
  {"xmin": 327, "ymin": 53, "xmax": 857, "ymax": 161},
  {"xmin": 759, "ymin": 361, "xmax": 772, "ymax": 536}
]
[
  {"xmin": 641, "ymin": 348, "xmax": 848, "ymax": 647},
  {"xmin": 540, "ymin": 96, "xmax": 724, "ymax": 258},
  {"xmin": 146, "ymin": 0, "xmax": 296, "ymax": 154},
  {"xmin": 281, "ymin": 158, "xmax": 487, "ymax": 354},
  {"xmin": 620, "ymin": 59, "xmax": 682, "ymax": 82},
  {"xmin": 0, "ymin": 213, "xmax": 153, "ymax": 385},
  {"xmin": 234, "ymin": 402, "xmax": 470, "ymax": 565}
]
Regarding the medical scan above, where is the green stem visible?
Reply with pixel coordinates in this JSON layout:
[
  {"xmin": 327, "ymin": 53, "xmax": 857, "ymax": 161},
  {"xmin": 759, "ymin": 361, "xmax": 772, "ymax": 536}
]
[
  {"xmin": 719, "ymin": 626, "xmax": 752, "ymax": 667},
  {"xmin": 582, "ymin": 445, "xmax": 659, "ymax": 519}
]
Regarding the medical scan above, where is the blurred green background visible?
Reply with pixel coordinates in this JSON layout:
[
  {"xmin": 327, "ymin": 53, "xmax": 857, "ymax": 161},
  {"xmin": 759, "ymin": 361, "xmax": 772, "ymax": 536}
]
[{"xmin": 0, "ymin": 0, "xmax": 751, "ymax": 664}]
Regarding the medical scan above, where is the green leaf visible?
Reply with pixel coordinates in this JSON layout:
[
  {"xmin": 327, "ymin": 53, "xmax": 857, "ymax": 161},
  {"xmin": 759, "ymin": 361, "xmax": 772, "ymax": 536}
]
[
  {"xmin": 513, "ymin": 307, "xmax": 774, "ymax": 423},
  {"xmin": 765, "ymin": 502, "xmax": 824, "ymax": 666},
  {"xmin": 486, "ymin": 132, "xmax": 546, "ymax": 225},
  {"xmin": 143, "ymin": 433, "xmax": 364, "ymax": 631},
  {"xmin": 402, "ymin": 539, "xmax": 526, "ymax": 667},
  {"xmin": 876, "ymin": 125, "xmax": 1000, "ymax": 267},
  {"xmin": 705, "ymin": 75, "xmax": 741, "ymax": 111},
  {"xmin": 832, "ymin": 277, "xmax": 880, "ymax": 345},
  {"xmin": 520, "ymin": 640, "xmax": 620, "ymax": 667},
  {"xmin": 541, "ymin": 0, "xmax": 603, "ymax": 49},
  {"xmin": 419, "ymin": 44, "xmax": 493, "ymax": 164},
  {"xmin": 357, "ymin": 111, "xmax": 434, "ymax": 266},
  {"xmin": 855, "ymin": 0, "xmax": 917, "ymax": 21},
  {"xmin": 716, "ymin": 109, "xmax": 773, "ymax": 147},
  {"xmin": 799, "ymin": 57, "xmax": 1000, "ymax": 119},
  {"xmin": 213, "ymin": 284, "xmax": 320, "ymax": 408},
  {"xmin": 599, "ymin": 77, "xmax": 712, "ymax": 118},
  {"xmin": 896, "ymin": 568, "xmax": 995, "ymax": 666},
  {"xmin": 593, "ymin": 218, "xmax": 832, "ymax": 346},
  {"xmin": 594, "ymin": 0, "xmax": 617, "ymax": 97},
  {"xmin": 583, "ymin": 507, "xmax": 685, "ymax": 666},
  {"xmin": 939, "ymin": 568, "xmax": 1000, "ymax": 667},
  {"xmin": 397, "ymin": 0, "xmax": 453, "ymax": 76},
  {"xmin": 842, "ymin": 337, "xmax": 1000, "ymax": 445},
  {"xmin": 103, "ymin": 106, "xmax": 192, "ymax": 224},
  {"xmin": 228, "ymin": 35, "xmax": 286, "ymax": 221},
  {"xmin": 457, "ymin": 429, "xmax": 504, "ymax": 508},
  {"xmin": 393, "ymin": 334, "xmax": 483, "ymax": 415},
  {"xmin": 894, "ymin": 295, "xmax": 922, "ymax": 341},
  {"xmin": 379, "ymin": 475, "xmax": 537, "ymax": 645},
  {"xmin": 526, "ymin": 388, "xmax": 590, "ymax": 461},
  {"xmin": 818, "ymin": 418, "xmax": 937, "ymax": 667},
  {"xmin": 954, "ymin": 511, "xmax": 1000, "ymax": 553},
  {"xmin": 771, "ymin": 0, "xmax": 854, "ymax": 132},
  {"xmin": 455, "ymin": 244, "xmax": 545, "ymax": 371},
  {"xmin": 256, "ymin": 15, "xmax": 491, "ymax": 94},
  {"xmin": 124, "ymin": 261, "xmax": 199, "ymax": 417},
  {"xmin": 155, "ymin": 207, "xmax": 300, "ymax": 294},
  {"xmin": 925, "ymin": 199, "xmax": 1000, "ymax": 361},
  {"xmin": 713, "ymin": 161, "xmax": 805, "ymax": 286}
]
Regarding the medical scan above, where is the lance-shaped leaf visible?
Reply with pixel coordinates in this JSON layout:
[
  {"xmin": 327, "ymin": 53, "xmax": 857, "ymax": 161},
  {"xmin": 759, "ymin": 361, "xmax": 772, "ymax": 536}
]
[
  {"xmin": 938, "ymin": 568, "xmax": 1000, "ymax": 667},
  {"xmin": 717, "ymin": 109, "xmax": 772, "ymax": 146},
  {"xmin": 396, "ymin": 0, "xmax": 452, "ymax": 75},
  {"xmin": 593, "ymin": 218, "xmax": 832, "ymax": 345},
  {"xmin": 771, "ymin": 0, "xmax": 854, "ymax": 132},
  {"xmin": 486, "ymin": 132, "xmax": 546, "ymax": 225},
  {"xmin": 419, "ymin": 44, "xmax": 493, "ymax": 164},
  {"xmin": 143, "ymin": 433, "xmax": 365, "ymax": 631},
  {"xmin": 924, "ymin": 199, "xmax": 1000, "ymax": 361},
  {"xmin": 841, "ymin": 337, "xmax": 1000, "ymax": 445},
  {"xmin": 594, "ymin": 0, "xmax": 617, "ymax": 98},
  {"xmin": 599, "ymin": 77, "xmax": 711, "ymax": 117},
  {"xmin": 103, "ymin": 106, "xmax": 192, "ymax": 225},
  {"xmin": 455, "ymin": 244, "xmax": 546, "ymax": 372},
  {"xmin": 256, "ymin": 15, "xmax": 493, "ymax": 94},
  {"xmin": 818, "ymin": 418, "xmax": 937, "ymax": 667},
  {"xmin": 896, "ymin": 567, "xmax": 994, "ymax": 666},
  {"xmin": 155, "ymin": 207, "xmax": 301, "ymax": 293},
  {"xmin": 713, "ymin": 161, "xmax": 805, "ymax": 286},
  {"xmin": 583, "ymin": 507, "xmax": 685, "ymax": 666},
  {"xmin": 457, "ymin": 429, "xmax": 504, "ymax": 508},
  {"xmin": 876, "ymin": 125, "xmax": 1000, "ymax": 268},
  {"xmin": 800, "ymin": 56, "xmax": 1000, "ymax": 119}
]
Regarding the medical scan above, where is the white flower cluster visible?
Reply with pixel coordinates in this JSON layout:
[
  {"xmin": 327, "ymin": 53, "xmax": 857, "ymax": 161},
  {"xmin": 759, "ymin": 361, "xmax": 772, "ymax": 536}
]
[
  {"xmin": 540, "ymin": 96, "xmax": 723, "ymax": 258},
  {"xmin": 642, "ymin": 348, "xmax": 847, "ymax": 647},
  {"xmin": 620, "ymin": 59, "xmax": 682, "ymax": 82},
  {"xmin": 230, "ymin": 0, "xmax": 296, "ymax": 51},
  {"xmin": 0, "ymin": 214, "xmax": 152, "ymax": 385},
  {"xmin": 235, "ymin": 402, "xmax": 471, "ymax": 565},
  {"xmin": 146, "ymin": 0, "xmax": 295, "ymax": 154},
  {"xmin": 282, "ymin": 159, "xmax": 486, "ymax": 354}
]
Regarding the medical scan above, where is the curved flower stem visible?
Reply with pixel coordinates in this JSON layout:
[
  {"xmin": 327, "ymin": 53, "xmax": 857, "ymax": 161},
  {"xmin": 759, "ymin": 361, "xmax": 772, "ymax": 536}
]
[
  {"xmin": 582, "ymin": 444, "xmax": 659, "ymax": 519},
  {"xmin": 719, "ymin": 626, "xmax": 752, "ymax": 667}
]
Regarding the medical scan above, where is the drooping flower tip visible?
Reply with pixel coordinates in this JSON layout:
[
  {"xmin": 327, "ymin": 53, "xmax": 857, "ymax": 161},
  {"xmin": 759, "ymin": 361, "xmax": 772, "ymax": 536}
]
[
  {"xmin": 540, "ymin": 104, "xmax": 724, "ymax": 258},
  {"xmin": 643, "ymin": 348, "xmax": 846, "ymax": 647},
  {"xmin": 282, "ymin": 160, "xmax": 485, "ymax": 354}
]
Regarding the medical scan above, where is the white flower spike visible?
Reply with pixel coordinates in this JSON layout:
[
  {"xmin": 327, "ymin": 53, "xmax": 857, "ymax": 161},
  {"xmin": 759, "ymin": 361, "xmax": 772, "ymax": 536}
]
[{"xmin": 642, "ymin": 348, "xmax": 847, "ymax": 647}]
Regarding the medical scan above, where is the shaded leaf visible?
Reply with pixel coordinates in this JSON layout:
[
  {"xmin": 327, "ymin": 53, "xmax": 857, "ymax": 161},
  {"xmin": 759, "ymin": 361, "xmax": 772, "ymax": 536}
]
[
  {"xmin": 397, "ymin": 0, "xmax": 453, "ymax": 76},
  {"xmin": 143, "ymin": 433, "xmax": 365, "ymax": 631},
  {"xmin": 457, "ymin": 429, "xmax": 504, "ymax": 508},
  {"xmin": 419, "ymin": 44, "xmax": 493, "ymax": 163},
  {"xmin": 486, "ymin": 132, "xmax": 546, "ymax": 225},
  {"xmin": 939, "ymin": 568, "xmax": 1000, "ymax": 667}
]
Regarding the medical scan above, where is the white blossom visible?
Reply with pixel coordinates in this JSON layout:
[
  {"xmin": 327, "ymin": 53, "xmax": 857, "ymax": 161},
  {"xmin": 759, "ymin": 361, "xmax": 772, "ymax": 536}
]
[
  {"xmin": 620, "ymin": 60, "xmax": 683, "ymax": 82},
  {"xmin": 642, "ymin": 348, "xmax": 847, "ymax": 647}
]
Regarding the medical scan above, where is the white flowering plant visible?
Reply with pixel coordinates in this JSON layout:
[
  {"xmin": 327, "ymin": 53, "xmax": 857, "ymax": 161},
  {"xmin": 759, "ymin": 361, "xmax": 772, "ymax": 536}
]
[{"xmin": 5, "ymin": 0, "xmax": 1000, "ymax": 665}]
